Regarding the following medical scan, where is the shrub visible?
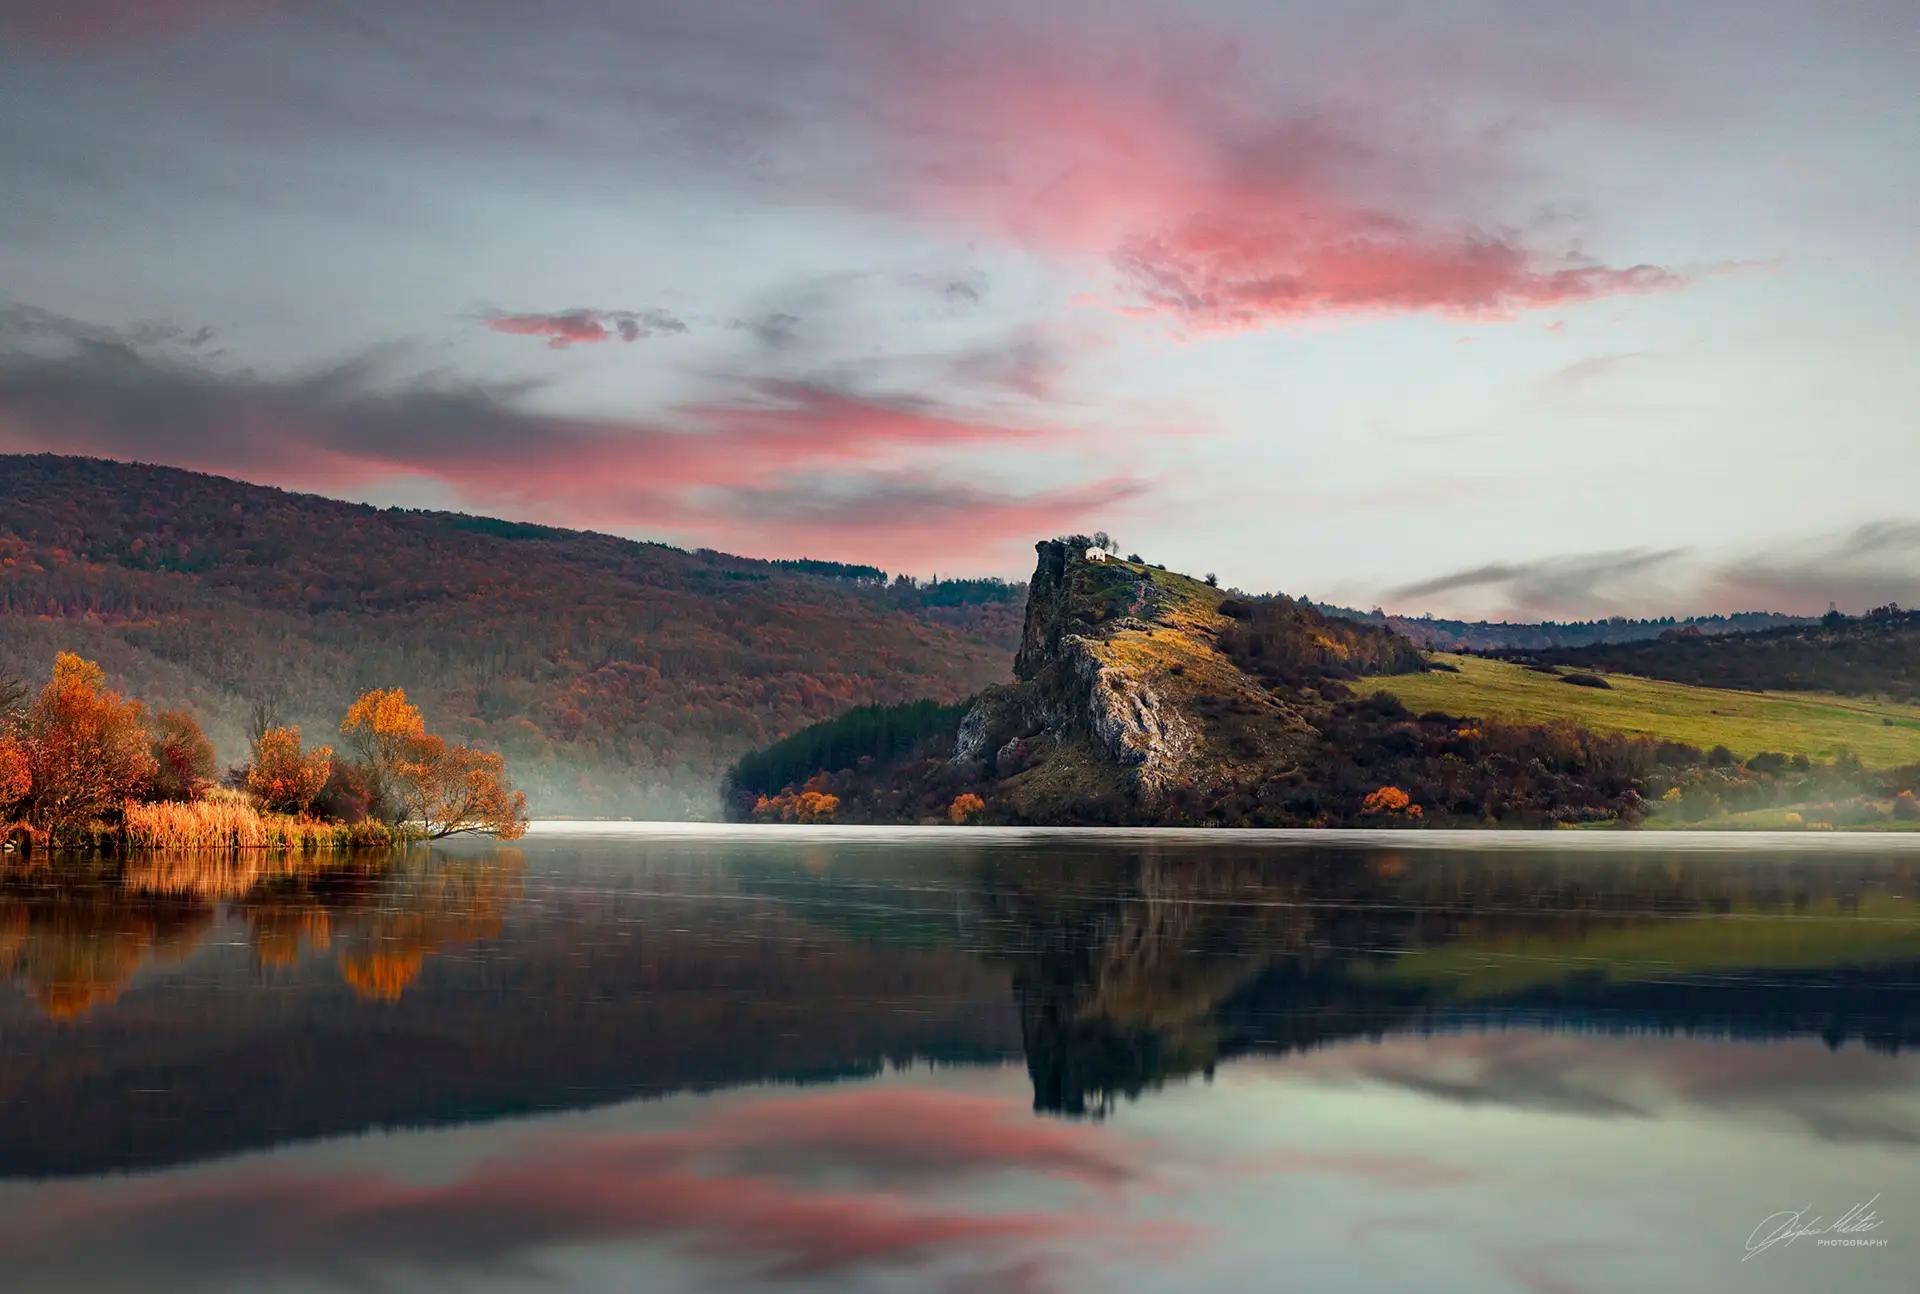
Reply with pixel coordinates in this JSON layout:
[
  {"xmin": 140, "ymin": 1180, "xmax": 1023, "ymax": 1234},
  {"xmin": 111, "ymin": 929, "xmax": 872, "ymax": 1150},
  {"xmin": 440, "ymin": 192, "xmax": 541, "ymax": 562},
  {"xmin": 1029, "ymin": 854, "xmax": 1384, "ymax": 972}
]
[
  {"xmin": 248, "ymin": 725, "xmax": 334, "ymax": 814},
  {"xmin": 1559, "ymin": 673, "xmax": 1611, "ymax": 689},
  {"xmin": 948, "ymin": 792, "xmax": 986, "ymax": 824},
  {"xmin": 121, "ymin": 798, "xmax": 356, "ymax": 853},
  {"xmin": 1360, "ymin": 785, "xmax": 1422, "ymax": 818},
  {"xmin": 753, "ymin": 787, "xmax": 840, "ymax": 823}
]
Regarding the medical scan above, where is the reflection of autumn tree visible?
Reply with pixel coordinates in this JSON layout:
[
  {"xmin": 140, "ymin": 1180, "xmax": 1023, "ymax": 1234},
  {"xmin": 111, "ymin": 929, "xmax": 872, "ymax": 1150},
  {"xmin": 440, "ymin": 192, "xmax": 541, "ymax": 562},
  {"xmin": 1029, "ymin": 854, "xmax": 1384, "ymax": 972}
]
[
  {"xmin": 247, "ymin": 907, "xmax": 331, "ymax": 969},
  {"xmin": 0, "ymin": 848, "xmax": 523, "ymax": 1018},
  {"xmin": 0, "ymin": 882, "xmax": 211, "ymax": 1020},
  {"xmin": 330, "ymin": 851, "xmax": 524, "ymax": 1001}
]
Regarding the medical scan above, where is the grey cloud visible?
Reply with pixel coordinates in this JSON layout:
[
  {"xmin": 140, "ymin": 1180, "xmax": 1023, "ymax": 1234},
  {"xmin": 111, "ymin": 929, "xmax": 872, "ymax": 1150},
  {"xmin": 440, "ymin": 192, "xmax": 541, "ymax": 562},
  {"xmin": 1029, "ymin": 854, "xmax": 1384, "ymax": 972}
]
[
  {"xmin": 0, "ymin": 302, "xmax": 220, "ymax": 356},
  {"xmin": 1387, "ymin": 548, "xmax": 1688, "ymax": 616},
  {"xmin": 1710, "ymin": 521, "xmax": 1920, "ymax": 614},
  {"xmin": 944, "ymin": 330, "xmax": 1064, "ymax": 400},
  {"xmin": 0, "ymin": 305, "xmax": 1112, "ymax": 568}
]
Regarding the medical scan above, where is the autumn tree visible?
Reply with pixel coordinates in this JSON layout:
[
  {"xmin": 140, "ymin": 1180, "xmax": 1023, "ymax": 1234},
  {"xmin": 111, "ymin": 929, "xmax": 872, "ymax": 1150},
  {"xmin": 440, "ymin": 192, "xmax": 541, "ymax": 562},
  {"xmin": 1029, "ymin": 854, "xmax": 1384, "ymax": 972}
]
[
  {"xmin": 247, "ymin": 725, "xmax": 335, "ymax": 814},
  {"xmin": 392, "ymin": 734, "xmax": 528, "ymax": 840},
  {"xmin": 340, "ymin": 688, "xmax": 526, "ymax": 837},
  {"xmin": 339, "ymin": 687, "xmax": 426, "ymax": 822},
  {"xmin": 17, "ymin": 653, "xmax": 156, "ymax": 832},
  {"xmin": 149, "ymin": 710, "xmax": 218, "ymax": 801},
  {"xmin": 752, "ymin": 786, "xmax": 840, "ymax": 823},
  {"xmin": 0, "ymin": 736, "xmax": 28, "ymax": 818},
  {"xmin": 245, "ymin": 696, "xmax": 280, "ymax": 758},
  {"xmin": 947, "ymin": 792, "xmax": 986, "ymax": 824}
]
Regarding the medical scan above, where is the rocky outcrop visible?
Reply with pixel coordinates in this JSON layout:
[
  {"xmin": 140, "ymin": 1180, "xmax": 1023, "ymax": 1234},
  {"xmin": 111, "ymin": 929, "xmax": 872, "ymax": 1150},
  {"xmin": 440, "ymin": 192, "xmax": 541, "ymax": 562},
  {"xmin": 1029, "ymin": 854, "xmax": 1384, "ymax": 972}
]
[
  {"xmin": 955, "ymin": 540, "xmax": 1199, "ymax": 800},
  {"xmin": 1014, "ymin": 539, "xmax": 1074, "ymax": 680},
  {"xmin": 1057, "ymin": 637, "xmax": 1197, "ymax": 796}
]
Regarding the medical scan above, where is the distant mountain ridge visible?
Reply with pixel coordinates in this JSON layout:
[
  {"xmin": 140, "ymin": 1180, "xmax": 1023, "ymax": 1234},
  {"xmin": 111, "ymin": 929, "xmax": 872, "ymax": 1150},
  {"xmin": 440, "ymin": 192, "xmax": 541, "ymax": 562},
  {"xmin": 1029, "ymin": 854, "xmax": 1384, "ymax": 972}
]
[
  {"xmin": 0, "ymin": 454, "xmax": 1022, "ymax": 816},
  {"xmin": 1309, "ymin": 601, "xmax": 1812, "ymax": 651}
]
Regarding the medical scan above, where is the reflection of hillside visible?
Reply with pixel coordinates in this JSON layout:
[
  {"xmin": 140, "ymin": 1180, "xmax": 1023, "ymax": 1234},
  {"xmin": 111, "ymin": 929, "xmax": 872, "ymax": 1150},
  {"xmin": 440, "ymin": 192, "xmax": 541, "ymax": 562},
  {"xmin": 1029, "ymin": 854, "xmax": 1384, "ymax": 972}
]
[
  {"xmin": 0, "ymin": 846, "xmax": 1019, "ymax": 1178},
  {"xmin": 975, "ymin": 846, "xmax": 1920, "ymax": 1117}
]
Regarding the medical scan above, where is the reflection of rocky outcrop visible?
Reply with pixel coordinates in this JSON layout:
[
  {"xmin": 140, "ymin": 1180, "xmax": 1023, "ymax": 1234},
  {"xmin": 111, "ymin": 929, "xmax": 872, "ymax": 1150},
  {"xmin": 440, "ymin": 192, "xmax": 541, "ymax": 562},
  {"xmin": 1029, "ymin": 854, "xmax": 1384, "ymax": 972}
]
[
  {"xmin": 975, "ymin": 851, "xmax": 1320, "ymax": 1115},
  {"xmin": 976, "ymin": 845, "xmax": 1920, "ymax": 1117}
]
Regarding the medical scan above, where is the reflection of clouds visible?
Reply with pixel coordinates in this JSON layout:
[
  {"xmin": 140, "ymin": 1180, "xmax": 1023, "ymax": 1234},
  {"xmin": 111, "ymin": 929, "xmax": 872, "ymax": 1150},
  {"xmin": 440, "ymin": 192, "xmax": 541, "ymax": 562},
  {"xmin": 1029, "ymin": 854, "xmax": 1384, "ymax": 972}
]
[
  {"xmin": 715, "ymin": 1089, "xmax": 1137, "ymax": 1189},
  {"xmin": 1237, "ymin": 1151, "xmax": 1474, "ymax": 1191},
  {"xmin": 1496, "ymin": 1242, "xmax": 1612, "ymax": 1294},
  {"xmin": 0, "ymin": 1087, "xmax": 1195, "ymax": 1293},
  {"xmin": 1281, "ymin": 1030, "xmax": 1920, "ymax": 1146}
]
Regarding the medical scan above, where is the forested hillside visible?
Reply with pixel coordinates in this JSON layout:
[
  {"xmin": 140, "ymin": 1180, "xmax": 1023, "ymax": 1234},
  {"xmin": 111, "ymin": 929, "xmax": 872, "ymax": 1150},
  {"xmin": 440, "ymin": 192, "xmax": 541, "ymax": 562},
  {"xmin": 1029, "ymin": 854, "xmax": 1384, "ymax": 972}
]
[{"xmin": 0, "ymin": 456, "xmax": 1020, "ymax": 816}]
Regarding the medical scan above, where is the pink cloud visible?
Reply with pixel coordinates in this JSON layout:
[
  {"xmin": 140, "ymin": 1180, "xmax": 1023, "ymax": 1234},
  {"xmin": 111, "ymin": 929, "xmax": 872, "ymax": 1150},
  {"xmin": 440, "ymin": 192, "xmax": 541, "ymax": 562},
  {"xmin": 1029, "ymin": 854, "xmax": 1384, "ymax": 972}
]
[
  {"xmin": 872, "ymin": 33, "xmax": 1684, "ymax": 331},
  {"xmin": 482, "ymin": 307, "xmax": 688, "ymax": 349},
  {"xmin": 0, "ymin": 338, "xmax": 1134, "ymax": 569}
]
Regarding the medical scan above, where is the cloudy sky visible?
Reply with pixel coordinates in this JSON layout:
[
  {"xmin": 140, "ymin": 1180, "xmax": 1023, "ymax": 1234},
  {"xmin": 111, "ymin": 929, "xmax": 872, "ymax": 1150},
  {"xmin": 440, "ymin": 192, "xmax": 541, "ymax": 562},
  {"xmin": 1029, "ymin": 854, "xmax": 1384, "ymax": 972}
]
[{"xmin": 1, "ymin": 0, "xmax": 1915, "ymax": 617}]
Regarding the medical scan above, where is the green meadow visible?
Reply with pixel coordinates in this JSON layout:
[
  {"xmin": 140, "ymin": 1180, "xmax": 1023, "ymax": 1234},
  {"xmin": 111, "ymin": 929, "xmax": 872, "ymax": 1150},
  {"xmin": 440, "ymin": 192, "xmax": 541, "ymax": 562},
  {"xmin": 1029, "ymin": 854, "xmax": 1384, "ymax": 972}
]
[
  {"xmin": 1354, "ymin": 894, "xmax": 1920, "ymax": 1000},
  {"xmin": 1360, "ymin": 653, "xmax": 1920, "ymax": 768}
]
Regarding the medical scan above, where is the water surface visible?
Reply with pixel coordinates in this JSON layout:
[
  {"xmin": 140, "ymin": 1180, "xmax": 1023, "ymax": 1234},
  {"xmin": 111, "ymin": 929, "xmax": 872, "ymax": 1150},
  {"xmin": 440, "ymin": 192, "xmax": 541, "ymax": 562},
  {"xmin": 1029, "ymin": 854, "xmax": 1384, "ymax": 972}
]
[{"xmin": 2, "ymin": 827, "xmax": 1916, "ymax": 1292}]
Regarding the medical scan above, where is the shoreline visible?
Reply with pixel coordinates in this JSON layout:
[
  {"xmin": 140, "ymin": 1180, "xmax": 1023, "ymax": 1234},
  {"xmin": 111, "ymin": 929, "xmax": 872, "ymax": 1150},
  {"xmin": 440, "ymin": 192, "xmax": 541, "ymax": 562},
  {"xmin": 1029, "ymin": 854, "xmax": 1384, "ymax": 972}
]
[{"xmin": 520, "ymin": 820, "xmax": 1920, "ymax": 849}]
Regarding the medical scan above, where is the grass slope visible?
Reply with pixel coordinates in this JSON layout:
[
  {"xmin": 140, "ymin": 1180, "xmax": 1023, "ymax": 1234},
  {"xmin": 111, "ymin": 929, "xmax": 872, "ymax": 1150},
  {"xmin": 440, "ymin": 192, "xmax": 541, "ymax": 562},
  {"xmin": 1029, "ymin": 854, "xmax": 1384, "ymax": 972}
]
[
  {"xmin": 1360, "ymin": 653, "xmax": 1920, "ymax": 768},
  {"xmin": 1357, "ymin": 893, "xmax": 1920, "ymax": 1000}
]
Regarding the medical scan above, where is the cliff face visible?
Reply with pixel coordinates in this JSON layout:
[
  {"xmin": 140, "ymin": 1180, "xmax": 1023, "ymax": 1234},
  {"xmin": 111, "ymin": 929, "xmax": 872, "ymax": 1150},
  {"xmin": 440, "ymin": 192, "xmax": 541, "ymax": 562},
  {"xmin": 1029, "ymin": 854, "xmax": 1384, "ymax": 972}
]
[
  {"xmin": 1013, "ymin": 539, "xmax": 1072, "ymax": 681},
  {"xmin": 954, "ymin": 542, "xmax": 1310, "ymax": 810}
]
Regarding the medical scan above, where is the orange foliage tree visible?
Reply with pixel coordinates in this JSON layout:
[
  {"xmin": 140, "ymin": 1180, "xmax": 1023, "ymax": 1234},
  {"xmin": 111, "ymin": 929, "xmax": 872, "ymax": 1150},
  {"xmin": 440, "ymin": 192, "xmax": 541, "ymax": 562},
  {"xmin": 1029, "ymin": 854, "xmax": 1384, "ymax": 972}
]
[
  {"xmin": 947, "ymin": 792, "xmax": 986, "ymax": 824},
  {"xmin": 338, "ymin": 687, "xmax": 425, "ymax": 821},
  {"xmin": 394, "ymin": 734, "xmax": 529, "ymax": 840},
  {"xmin": 753, "ymin": 786, "xmax": 841, "ymax": 823},
  {"xmin": 341, "ymin": 688, "xmax": 526, "ymax": 838},
  {"xmin": 15, "ymin": 653, "xmax": 156, "ymax": 833},
  {"xmin": 247, "ymin": 725, "xmax": 335, "ymax": 814},
  {"xmin": 0, "ymin": 736, "xmax": 29, "ymax": 818}
]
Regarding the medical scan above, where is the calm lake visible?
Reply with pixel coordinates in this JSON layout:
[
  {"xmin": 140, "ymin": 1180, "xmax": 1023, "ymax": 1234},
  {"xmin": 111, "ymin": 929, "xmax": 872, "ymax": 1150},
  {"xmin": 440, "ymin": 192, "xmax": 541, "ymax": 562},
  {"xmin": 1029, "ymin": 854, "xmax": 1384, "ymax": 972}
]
[{"xmin": 2, "ymin": 825, "xmax": 1917, "ymax": 1292}]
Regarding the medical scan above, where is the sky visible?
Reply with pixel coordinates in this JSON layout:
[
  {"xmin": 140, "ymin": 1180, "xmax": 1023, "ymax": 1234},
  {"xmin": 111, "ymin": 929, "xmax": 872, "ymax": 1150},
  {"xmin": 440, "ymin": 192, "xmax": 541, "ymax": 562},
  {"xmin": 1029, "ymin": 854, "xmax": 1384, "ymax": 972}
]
[{"xmin": 0, "ymin": 0, "xmax": 1915, "ymax": 619}]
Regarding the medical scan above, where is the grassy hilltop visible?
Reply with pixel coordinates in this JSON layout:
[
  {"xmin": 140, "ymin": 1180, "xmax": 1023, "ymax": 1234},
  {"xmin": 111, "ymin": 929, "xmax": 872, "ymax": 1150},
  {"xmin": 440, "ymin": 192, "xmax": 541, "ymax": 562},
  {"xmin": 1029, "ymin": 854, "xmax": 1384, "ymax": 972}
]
[{"xmin": 1362, "ymin": 653, "xmax": 1920, "ymax": 768}]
